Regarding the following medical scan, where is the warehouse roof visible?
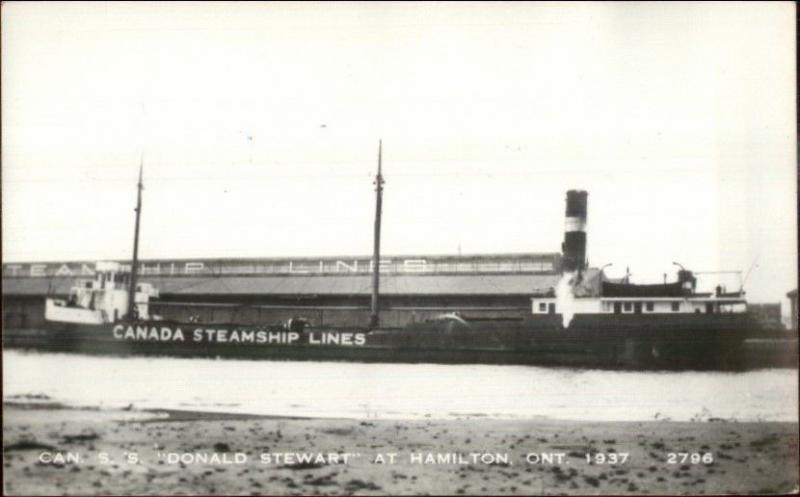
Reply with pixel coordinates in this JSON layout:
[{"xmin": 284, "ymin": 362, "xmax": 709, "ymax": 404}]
[{"xmin": 2, "ymin": 273, "xmax": 561, "ymax": 297}]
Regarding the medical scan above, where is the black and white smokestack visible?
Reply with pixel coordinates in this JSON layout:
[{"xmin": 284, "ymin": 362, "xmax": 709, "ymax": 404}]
[{"xmin": 562, "ymin": 190, "xmax": 588, "ymax": 273}]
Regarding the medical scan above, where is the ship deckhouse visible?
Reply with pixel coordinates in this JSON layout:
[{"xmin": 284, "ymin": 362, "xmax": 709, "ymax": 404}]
[
  {"xmin": 531, "ymin": 269, "xmax": 747, "ymax": 316},
  {"xmin": 45, "ymin": 262, "xmax": 158, "ymax": 324}
]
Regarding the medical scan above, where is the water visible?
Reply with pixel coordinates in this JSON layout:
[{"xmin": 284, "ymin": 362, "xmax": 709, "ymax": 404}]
[{"xmin": 3, "ymin": 350, "xmax": 797, "ymax": 422}]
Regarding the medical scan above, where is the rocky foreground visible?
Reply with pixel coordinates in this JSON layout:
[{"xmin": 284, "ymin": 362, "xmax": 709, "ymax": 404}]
[{"xmin": 3, "ymin": 405, "xmax": 798, "ymax": 495}]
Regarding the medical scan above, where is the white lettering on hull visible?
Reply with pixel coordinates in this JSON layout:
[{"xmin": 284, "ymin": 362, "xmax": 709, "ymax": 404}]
[
  {"xmin": 113, "ymin": 325, "xmax": 366, "ymax": 346},
  {"xmin": 113, "ymin": 325, "xmax": 185, "ymax": 341}
]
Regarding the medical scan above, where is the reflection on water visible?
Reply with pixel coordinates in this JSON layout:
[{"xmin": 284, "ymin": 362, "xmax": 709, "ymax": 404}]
[{"xmin": 3, "ymin": 350, "xmax": 797, "ymax": 422}]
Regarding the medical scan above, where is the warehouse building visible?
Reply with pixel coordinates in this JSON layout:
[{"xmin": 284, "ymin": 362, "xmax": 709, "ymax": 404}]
[{"xmin": 2, "ymin": 253, "xmax": 562, "ymax": 329}]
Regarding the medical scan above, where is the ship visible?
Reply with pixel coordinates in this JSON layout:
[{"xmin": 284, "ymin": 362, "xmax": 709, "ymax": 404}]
[{"xmin": 3, "ymin": 147, "xmax": 796, "ymax": 370}]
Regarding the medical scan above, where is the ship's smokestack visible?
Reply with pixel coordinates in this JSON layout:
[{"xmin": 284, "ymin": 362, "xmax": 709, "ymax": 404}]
[{"xmin": 562, "ymin": 190, "xmax": 588, "ymax": 273}]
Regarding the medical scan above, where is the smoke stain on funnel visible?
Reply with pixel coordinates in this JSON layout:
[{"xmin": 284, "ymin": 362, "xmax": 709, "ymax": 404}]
[{"xmin": 556, "ymin": 271, "xmax": 578, "ymax": 328}]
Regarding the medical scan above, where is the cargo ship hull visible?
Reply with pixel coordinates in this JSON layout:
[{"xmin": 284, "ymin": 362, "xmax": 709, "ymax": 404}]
[{"xmin": 4, "ymin": 313, "xmax": 794, "ymax": 370}]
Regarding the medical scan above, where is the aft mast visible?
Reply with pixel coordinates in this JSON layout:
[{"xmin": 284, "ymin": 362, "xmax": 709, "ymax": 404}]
[
  {"xmin": 127, "ymin": 160, "xmax": 144, "ymax": 320},
  {"xmin": 369, "ymin": 140, "xmax": 384, "ymax": 328}
]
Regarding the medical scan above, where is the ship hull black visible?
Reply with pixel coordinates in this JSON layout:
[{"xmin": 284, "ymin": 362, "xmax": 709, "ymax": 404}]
[{"xmin": 3, "ymin": 313, "xmax": 796, "ymax": 370}]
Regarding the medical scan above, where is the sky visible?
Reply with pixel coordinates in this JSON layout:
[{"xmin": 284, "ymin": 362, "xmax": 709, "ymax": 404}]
[{"xmin": 2, "ymin": 2, "xmax": 796, "ymax": 306}]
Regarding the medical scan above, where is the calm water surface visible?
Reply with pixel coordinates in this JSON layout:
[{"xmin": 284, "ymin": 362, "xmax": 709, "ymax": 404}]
[{"xmin": 3, "ymin": 350, "xmax": 797, "ymax": 422}]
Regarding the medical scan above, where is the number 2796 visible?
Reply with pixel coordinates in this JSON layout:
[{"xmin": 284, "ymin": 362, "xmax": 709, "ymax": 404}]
[{"xmin": 667, "ymin": 452, "xmax": 714, "ymax": 464}]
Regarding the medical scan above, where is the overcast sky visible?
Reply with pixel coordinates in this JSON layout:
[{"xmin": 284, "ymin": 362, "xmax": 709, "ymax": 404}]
[{"xmin": 2, "ymin": 2, "xmax": 796, "ymax": 304}]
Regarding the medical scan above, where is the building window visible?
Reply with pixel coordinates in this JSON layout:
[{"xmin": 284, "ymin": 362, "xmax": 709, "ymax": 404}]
[
  {"xmin": 623, "ymin": 302, "xmax": 632, "ymax": 312},
  {"xmin": 539, "ymin": 302, "xmax": 547, "ymax": 312},
  {"xmin": 645, "ymin": 302, "xmax": 654, "ymax": 312},
  {"xmin": 671, "ymin": 302, "xmax": 680, "ymax": 312}
]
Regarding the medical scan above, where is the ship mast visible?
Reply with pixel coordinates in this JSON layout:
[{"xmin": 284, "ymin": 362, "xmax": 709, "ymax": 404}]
[
  {"xmin": 369, "ymin": 140, "xmax": 384, "ymax": 328},
  {"xmin": 127, "ymin": 160, "xmax": 144, "ymax": 320}
]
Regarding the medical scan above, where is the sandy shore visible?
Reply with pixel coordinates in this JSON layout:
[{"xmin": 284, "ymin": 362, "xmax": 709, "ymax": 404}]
[{"xmin": 3, "ymin": 405, "xmax": 798, "ymax": 495}]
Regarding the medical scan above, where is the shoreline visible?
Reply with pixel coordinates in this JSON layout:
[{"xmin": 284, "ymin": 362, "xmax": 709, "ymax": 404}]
[
  {"xmin": 4, "ymin": 404, "xmax": 798, "ymax": 495},
  {"xmin": 8, "ymin": 399, "xmax": 793, "ymax": 424}
]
